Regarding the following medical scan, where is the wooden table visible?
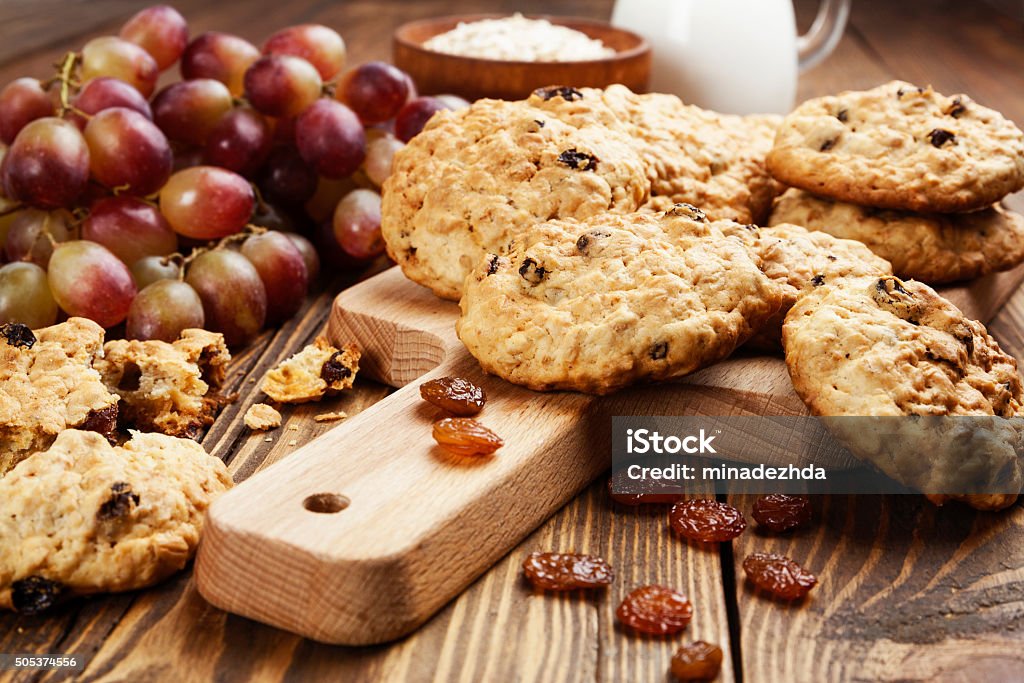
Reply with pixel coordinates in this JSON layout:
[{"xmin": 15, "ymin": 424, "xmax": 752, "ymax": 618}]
[{"xmin": 3, "ymin": 1, "xmax": 1024, "ymax": 681}]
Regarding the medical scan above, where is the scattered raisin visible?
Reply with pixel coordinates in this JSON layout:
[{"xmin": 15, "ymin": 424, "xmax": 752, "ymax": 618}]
[
  {"xmin": 420, "ymin": 376, "xmax": 486, "ymax": 416},
  {"xmin": 321, "ymin": 352, "xmax": 353, "ymax": 383},
  {"xmin": 519, "ymin": 258, "xmax": 547, "ymax": 284},
  {"xmin": 819, "ymin": 138, "xmax": 837, "ymax": 152},
  {"xmin": 650, "ymin": 341, "xmax": 669, "ymax": 360},
  {"xmin": 575, "ymin": 235, "xmax": 590, "ymax": 251},
  {"xmin": 668, "ymin": 203, "xmax": 707, "ymax": 222},
  {"xmin": 432, "ymin": 417, "xmax": 503, "ymax": 457},
  {"xmin": 836, "ymin": 108, "xmax": 849, "ymax": 123},
  {"xmin": 522, "ymin": 551, "xmax": 613, "ymax": 590},
  {"xmin": 945, "ymin": 96, "xmax": 966, "ymax": 118},
  {"xmin": 669, "ymin": 499, "xmax": 747, "ymax": 542},
  {"xmin": 11, "ymin": 576, "xmax": 65, "ymax": 615},
  {"xmin": 485, "ymin": 254, "xmax": 500, "ymax": 275},
  {"xmin": 558, "ymin": 148, "xmax": 598, "ymax": 171},
  {"xmin": 896, "ymin": 85, "xmax": 923, "ymax": 99},
  {"xmin": 97, "ymin": 482, "xmax": 141, "ymax": 521},
  {"xmin": 743, "ymin": 552, "xmax": 817, "ymax": 600},
  {"xmin": 752, "ymin": 494, "xmax": 812, "ymax": 533},
  {"xmin": 616, "ymin": 585, "xmax": 693, "ymax": 635},
  {"xmin": 607, "ymin": 472, "xmax": 686, "ymax": 506},
  {"xmin": 671, "ymin": 641, "xmax": 724, "ymax": 681},
  {"xmin": 1, "ymin": 322, "xmax": 35, "ymax": 349},
  {"xmin": 80, "ymin": 405, "xmax": 118, "ymax": 443},
  {"xmin": 534, "ymin": 86, "xmax": 583, "ymax": 101},
  {"xmin": 533, "ymin": 119, "xmax": 546, "ymax": 128},
  {"xmin": 811, "ymin": 274, "xmax": 826, "ymax": 287},
  {"xmin": 927, "ymin": 128, "xmax": 956, "ymax": 148}
]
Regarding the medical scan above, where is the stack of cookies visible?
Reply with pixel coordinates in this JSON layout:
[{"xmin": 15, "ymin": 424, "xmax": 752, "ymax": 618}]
[{"xmin": 766, "ymin": 81, "xmax": 1024, "ymax": 284}]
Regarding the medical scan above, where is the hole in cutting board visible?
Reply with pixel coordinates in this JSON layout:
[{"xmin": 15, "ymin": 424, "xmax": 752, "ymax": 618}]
[{"xmin": 303, "ymin": 493, "xmax": 350, "ymax": 513}]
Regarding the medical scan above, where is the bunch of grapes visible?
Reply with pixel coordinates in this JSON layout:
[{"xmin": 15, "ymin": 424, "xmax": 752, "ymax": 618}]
[{"xmin": 0, "ymin": 4, "xmax": 467, "ymax": 347}]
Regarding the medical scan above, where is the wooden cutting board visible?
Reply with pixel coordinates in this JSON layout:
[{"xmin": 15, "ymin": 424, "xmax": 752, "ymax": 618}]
[{"xmin": 195, "ymin": 263, "xmax": 1024, "ymax": 645}]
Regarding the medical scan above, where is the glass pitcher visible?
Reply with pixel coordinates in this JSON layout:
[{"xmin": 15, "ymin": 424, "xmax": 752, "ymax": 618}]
[{"xmin": 611, "ymin": 0, "xmax": 851, "ymax": 113}]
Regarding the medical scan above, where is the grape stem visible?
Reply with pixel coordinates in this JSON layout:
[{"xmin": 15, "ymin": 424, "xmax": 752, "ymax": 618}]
[
  {"xmin": 180, "ymin": 225, "xmax": 270, "ymax": 269},
  {"xmin": 53, "ymin": 51, "xmax": 82, "ymax": 117}
]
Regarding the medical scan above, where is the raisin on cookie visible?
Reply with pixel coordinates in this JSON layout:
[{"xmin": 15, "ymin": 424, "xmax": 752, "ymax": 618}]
[
  {"xmin": 0, "ymin": 319, "xmax": 120, "ymax": 475},
  {"xmin": 261, "ymin": 337, "xmax": 360, "ymax": 403},
  {"xmin": 783, "ymin": 275, "xmax": 1024, "ymax": 510},
  {"xmin": 767, "ymin": 81, "xmax": 1024, "ymax": 213},
  {"xmin": 721, "ymin": 222, "xmax": 893, "ymax": 351},
  {"xmin": 95, "ymin": 329, "xmax": 233, "ymax": 439},
  {"xmin": 382, "ymin": 96, "xmax": 648, "ymax": 301},
  {"xmin": 457, "ymin": 205, "xmax": 785, "ymax": 394},
  {"xmin": 769, "ymin": 188, "xmax": 1024, "ymax": 284},
  {"xmin": 0, "ymin": 429, "xmax": 232, "ymax": 613}
]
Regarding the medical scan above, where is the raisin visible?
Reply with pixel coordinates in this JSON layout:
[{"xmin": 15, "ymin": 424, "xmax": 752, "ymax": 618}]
[
  {"xmin": 650, "ymin": 341, "xmax": 669, "ymax": 360},
  {"xmin": 11, "ymin": 576, "xmax": 65, "ymax": 615},
  {"xmin": 896, "ymin": 85, "xmax": 923, "ymax": 99},
  {"xmin": 811, "ymin": 274, "xmax": 826, "ymax": 287},
  {"xmin": 927, "ymin": 128, "xmax": 956, "ymax": 148},
  {"xmin": 669, "ymin": 499, "xmax": 747, "ymax": 542},
  {"xmin": 432, "ymin": 417, "xmax": 503, "ymax": 457},
  {"xmin": 534, "ymin": 86, "xmax": 583, "ymax": 101},
  {"xmin": 671, "ymin": 641, "xmax": 724, "ymax": 681},
  {"xmin": 486, "ymin": 254, "xmax": 500, "ymax": 275},
  {"xmin": 607, "ymin": 472, "xmax": 686, "ymax": 506},
  {"xmin": 519, "ymin": 258, "xmax": 547, "ymax": 284},
  {"xmin": 836, "ymin": 108, "xmax": 849, "ymax": 123},
  {"xmin": 97, "ymin": 482, "xmax": 140, "ymax": 521},
  {"xmin": 80, "ymin": 405, "xmax": 118, "ymax": 443},
  {"xmin": 752, "ymin": 494, "xmax": 812, "ymax": 533},
  {"xmin": 522, "ymin": 551, "xmax": 613, "ymax": 590},
  {"xmin": 667, "ymin": 203, "xmax": 707, "ymax": 222},
  {"xmin": 321, "ymin": 352, "xmax": 353, "ymax": 384},
  {"xmin": 420, "ymin": 376, "xmax": 486, "ymax": 416},
  {"xmin": 1, "ymin": 322, "xmax": 35, "ymax": 349},
  {"xmin": 743, "ymin": 552, "xmax": 817, "ymax": 600},
  {"xmin": 945, "ymin": 96, "xmax": 966, "ymax": 118},
  {"xmin": 616, "ymin": 585, "xmax": 693, "ymax": 635},
  {"xmin": 820, "ymin": 138, "xmax": 837, "ymax": 152},
  {"xmin": 576, "ymin": 230, "xmax": 611, "ymax": 254},
  {"xmin": 533, "ymin": 119, "xmax": 546, "ymax": 128},
  {"xmin": 558, "ymin": 148, "xmax": 598, "ymax": 171}
]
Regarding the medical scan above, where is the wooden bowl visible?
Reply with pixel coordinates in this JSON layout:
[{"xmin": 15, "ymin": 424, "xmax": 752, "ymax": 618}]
[{"xmin": 393, "ymin": 14, "xmax": 651, "ymax": 102}]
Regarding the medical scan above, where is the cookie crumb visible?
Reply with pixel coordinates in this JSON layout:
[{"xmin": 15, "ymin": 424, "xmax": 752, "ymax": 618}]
[
  {"xmin": 245, "ymin": 403, "xmax": 282, "ymax": 431},
  {"xmin": 314, "ymin": 411, "xmax": 348, "ymax": 423},
  {"xmin": 288, "ymin": 439, "xmax": 298, "ymax": 446}
]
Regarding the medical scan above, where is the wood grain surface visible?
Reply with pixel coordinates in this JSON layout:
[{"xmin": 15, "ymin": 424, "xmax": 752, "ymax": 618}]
[{"xmin": 2, "ymin": 0, "xmax": 1024, "ymax": 681}]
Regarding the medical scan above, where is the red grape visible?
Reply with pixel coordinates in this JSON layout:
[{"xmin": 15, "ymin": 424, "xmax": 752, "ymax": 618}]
[
  {"xmin": 3, "ymin": 117, "xmax": 89, "ymax": 208},
  {"xmin": 0, "ymin": 261, "xmax": 58, "ymax": 328},
  {"xmin": 120, "ymin": 4, "xmax": 189, "ymax": 71},
  {"xmin": 258, "ymin": 146, "xmax": 317, "ymax": 205},
  {"xmin": 313, "ymin": 217, "xmax": 357, "ymax": 268},
  {"xmin": 48, "ymin": 240, "xmax": 137, "ymax": 328},
  {"xmin": 81, "ymin": 36, "xmax": 159, "ymax": 97},
  {"xmin": 0, "ymin": 78, "xmax": 53, "ymax": 144},
  {"xmin": 250, "ymin": 201, "xmax": 297, "ymax": 232},
  {"xmin": 243, "ymin": 55, "xmax": 322, "ymax": 118},
  {"xmin": 395, "ymin": 96, "xmax": 450, "ymax": 143},
  {"xmin": 71, "ymin": 77, "xmax": 153, "ymax": 126},
  {"xmin": 131, "ymin": 255, "xmax": 181, "ymax": 289},
  {"xmin": 127, "ymin": 279, "xmax": 205, "ymax": 342},
  {"xmin": 305, "ymin": 175, "xmax": 357, "ymax": 223},
  {"xmin": 4, "ymin": 209, "xmax": 71, "ymax": 267},
  {"xmin": 240, "ymin": 231, "xmax": 308, "ymax": 323},
  {"xmin": 82, "ymin": 196, "xmax": 177, "ymax": 265},
  {"xmin": 84, "ymin": 107, "xmax": 173, "ymax": 195},
  {"xmin": 203, "ymin": 108, "xmax": 272, "ymax": 177},
  {"xmin": 262, "ymin": 24, "xmax": 346, "ymax": 80},
  {"xmin": 173, "ymin": 147, "xmax": 205, "ymax": 172},
  {"xmin": 332, "ymin": 189, "xmax": 383, "ymax": 260},
  {"xmin": 295, "ymin": 99, "xmax": 365, "ymax": 178},
  {"xmin": 335, "ymin": 61, "xmax": 410, "ymax": 125},
  {"xmin": 283, "ymin": 232, "xmax": 319, "ymax": 281},
  {"xmin": 152, "ymin": 78, "xmax": 233, "ymax": 146},
  {"xmin": 185, "ymin": 249, "xmax": 266, "ymax": 347},
  {"xmin": 181, "ymin": 31, "xmax": 259, "ymax": 96},
  {"xmin": 160, "ymin": 166, "xmax": 255, "ymax": 240},
  {"xmin": 364, "ymin": 133, "xmax": 404, "ymax": 186}
]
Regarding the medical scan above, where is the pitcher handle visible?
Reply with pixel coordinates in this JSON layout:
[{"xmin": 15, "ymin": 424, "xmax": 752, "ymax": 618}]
[{"xmin": 797, "ymin": 0, "xmax": 851, "ymax": 72}]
